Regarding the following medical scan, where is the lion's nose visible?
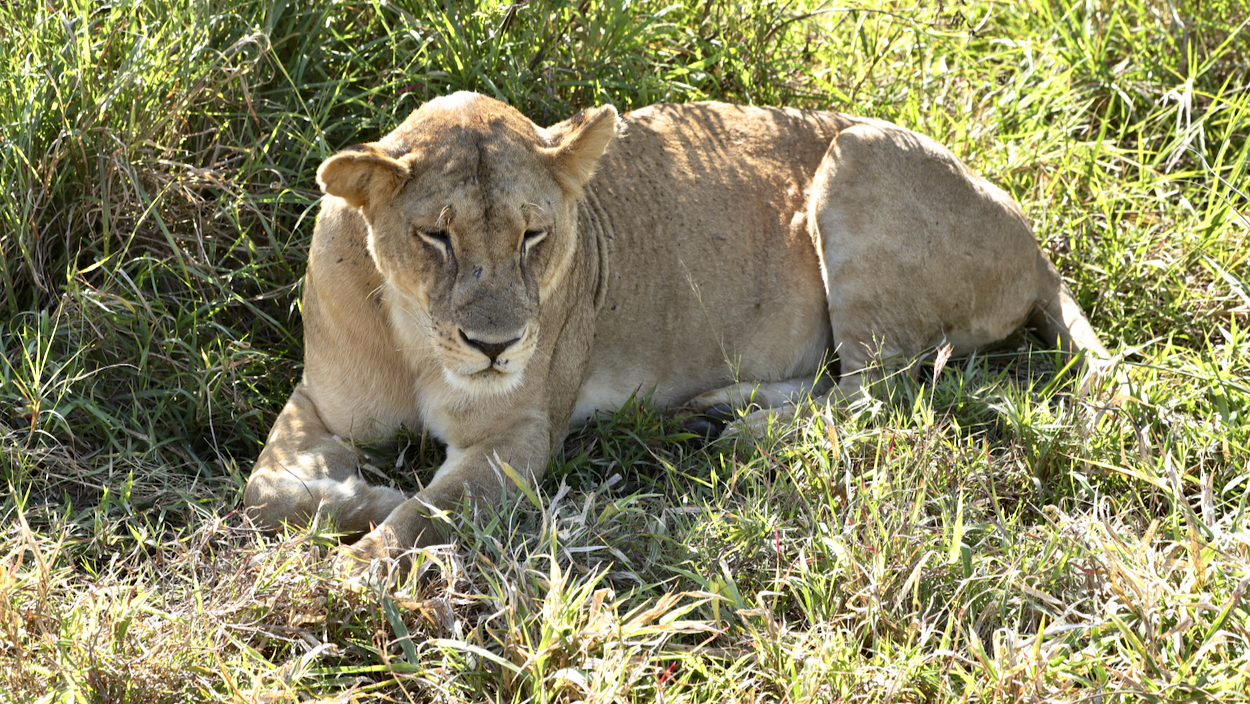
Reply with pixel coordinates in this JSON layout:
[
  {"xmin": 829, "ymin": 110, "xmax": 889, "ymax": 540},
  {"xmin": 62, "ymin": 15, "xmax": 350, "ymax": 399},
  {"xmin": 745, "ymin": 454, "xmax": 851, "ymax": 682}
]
[{"xmin": 460, "ymin": 330, "xmax": 521, "ymax": 362}]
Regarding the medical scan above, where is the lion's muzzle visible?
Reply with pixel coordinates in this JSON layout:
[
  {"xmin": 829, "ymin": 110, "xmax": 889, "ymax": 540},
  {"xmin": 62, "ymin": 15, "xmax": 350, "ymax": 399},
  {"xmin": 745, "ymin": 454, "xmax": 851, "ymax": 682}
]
[{"xmin": 459, "ymin": 329, "xmax": 521, "ymax": 363}]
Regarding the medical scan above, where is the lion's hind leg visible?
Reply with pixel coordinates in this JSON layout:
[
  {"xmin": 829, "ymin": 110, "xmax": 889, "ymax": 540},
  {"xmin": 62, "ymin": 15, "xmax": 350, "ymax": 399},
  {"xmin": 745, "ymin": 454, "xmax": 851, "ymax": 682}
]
[
  {"xmin": 680, "ymin": 376, "xmax": 834, "ymax": 437},
  {"xmin": 809, "ymin": 120, "xmax": 1047, "ymax": 400}
]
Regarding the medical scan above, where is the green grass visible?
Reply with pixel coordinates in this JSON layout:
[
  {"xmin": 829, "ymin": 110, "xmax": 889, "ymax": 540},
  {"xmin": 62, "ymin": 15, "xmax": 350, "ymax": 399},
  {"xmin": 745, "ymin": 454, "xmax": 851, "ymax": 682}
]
[{"xmin": 2, "ymin": 0, "xmax": 1249, "ymax": 701}]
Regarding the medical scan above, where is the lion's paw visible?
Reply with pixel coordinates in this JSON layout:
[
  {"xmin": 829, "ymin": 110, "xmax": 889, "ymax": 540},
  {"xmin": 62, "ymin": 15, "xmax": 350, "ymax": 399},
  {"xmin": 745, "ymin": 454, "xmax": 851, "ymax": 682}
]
[
  {"xmin": 720, "ymin": 404, "xmax": 802, "ymax": 440},
  {"xmin": 678, "ymin": 403, "xmax": 737, "ymax": 439},
  {"xmin": 332, "ymin": 525, "xmax": 408, "ymax": 588}
]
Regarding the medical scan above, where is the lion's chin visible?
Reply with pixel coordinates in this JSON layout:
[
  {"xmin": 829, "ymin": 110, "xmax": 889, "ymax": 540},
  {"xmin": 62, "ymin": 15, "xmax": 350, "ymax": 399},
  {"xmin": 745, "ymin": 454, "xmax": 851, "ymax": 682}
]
[{"xmin": 442, "ymin": 365, "xmax": 524, "ymax": 397}]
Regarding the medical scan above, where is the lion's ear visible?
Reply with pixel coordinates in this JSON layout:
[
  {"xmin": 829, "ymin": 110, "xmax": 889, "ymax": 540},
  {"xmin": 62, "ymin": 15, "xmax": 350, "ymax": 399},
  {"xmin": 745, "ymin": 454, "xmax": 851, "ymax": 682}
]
[
  {"xmin": 543, "ymin": 105, "xmax": 620, "ymax": 194},
  {"xmin": 317, "ymin": 145, "xmax": 412, "ymax": 209}
]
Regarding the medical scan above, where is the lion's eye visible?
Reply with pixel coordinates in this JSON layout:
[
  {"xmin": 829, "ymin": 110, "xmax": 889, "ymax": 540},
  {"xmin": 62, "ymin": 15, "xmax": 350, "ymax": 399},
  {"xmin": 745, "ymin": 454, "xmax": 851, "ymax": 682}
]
[
  {"xmin": 417, "ymin": 229, "xmax": 452, "ymax": 258},
  {"xmin": 522, "ymin": 229, "xmax": 547, "ymax": 255}
]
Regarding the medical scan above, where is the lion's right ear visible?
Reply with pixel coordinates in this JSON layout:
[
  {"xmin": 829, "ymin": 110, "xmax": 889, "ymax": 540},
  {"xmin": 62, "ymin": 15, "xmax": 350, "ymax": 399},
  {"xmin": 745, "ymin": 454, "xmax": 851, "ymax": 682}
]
[
  {"xmin": 317, "ymin": 145, "xmax": 412, "ymax": 209},
  {"xmin": 543, "ymin": 105, "xmax": 620, "ymax": 195}
]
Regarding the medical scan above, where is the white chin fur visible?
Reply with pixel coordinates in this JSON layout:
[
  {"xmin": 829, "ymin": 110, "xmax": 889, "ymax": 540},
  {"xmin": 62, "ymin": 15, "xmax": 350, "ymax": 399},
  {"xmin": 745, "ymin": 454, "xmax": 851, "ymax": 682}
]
[{"xmin": 442, "ymin": 365, "xmax": 524, "ymax": 396}]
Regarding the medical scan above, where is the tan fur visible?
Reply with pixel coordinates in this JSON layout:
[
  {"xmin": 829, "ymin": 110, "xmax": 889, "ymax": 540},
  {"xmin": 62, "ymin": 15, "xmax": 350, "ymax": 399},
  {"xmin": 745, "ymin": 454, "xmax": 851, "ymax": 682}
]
[{"xmin": 243, "ymin": 93, "xmax": 1109, "ymax": 570}]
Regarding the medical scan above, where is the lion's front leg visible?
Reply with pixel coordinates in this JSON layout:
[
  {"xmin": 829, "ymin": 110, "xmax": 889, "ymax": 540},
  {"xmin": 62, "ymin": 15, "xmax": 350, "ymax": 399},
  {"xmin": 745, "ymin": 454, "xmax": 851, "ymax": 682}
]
[
  {"xmin": 243, "ymin": 383, "xmax": 407, "ymax": 535},
  {"xmin": 334, "ymin": 418, "xmax": 552, "ymax": 576}
]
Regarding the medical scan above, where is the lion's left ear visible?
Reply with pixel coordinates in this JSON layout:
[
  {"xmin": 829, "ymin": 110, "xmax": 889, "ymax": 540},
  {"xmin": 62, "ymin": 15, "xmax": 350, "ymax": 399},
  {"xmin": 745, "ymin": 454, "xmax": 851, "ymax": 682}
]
[
  {"xmin": 543, "ymin": 105, "xmax": 620, "ymax": 194},
  {"xmin": 317, "ymin": 144, "xmax": 414, "ymax": 210}
]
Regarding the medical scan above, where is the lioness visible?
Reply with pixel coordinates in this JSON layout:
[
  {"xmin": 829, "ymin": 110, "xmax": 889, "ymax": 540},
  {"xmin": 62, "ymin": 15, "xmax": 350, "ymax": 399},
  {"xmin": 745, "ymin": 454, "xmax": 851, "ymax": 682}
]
[{"xmin": 243, "ymin": 92, "xmax": 1108, "ymax": 569}]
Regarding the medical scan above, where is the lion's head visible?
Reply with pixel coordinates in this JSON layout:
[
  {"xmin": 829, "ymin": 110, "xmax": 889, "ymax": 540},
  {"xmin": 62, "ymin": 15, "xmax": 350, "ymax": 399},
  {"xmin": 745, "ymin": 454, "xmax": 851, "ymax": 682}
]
[{"xmin": 316, "ymin": 92, "xmax": 618, "ymax": 395}]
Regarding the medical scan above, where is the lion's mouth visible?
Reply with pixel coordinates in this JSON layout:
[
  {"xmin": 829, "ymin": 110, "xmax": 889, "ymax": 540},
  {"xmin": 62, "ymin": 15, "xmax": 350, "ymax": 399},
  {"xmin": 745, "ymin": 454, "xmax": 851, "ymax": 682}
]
[
  {"xmin": 433, "ymin": 322, "xmax": 537, "ymax": 396},
  {"xmin": 442, "ymin": 356, "xmax": 527, "ymax": 396}
]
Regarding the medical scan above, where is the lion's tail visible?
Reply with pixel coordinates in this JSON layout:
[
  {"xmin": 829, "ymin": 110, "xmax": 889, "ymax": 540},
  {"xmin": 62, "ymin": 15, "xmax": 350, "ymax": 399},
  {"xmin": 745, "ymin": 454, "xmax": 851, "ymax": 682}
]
[{"xmin": 1028, "ymin": 252, "xmax": 1110, "ymax": 362}]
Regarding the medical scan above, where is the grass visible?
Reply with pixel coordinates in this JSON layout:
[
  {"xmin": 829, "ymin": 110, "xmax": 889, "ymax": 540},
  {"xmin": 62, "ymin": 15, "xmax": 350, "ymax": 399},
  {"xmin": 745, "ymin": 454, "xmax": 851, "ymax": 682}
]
[{"xmin": 2, "ymin": 0, "xmax": 1249, "ymax": 701}]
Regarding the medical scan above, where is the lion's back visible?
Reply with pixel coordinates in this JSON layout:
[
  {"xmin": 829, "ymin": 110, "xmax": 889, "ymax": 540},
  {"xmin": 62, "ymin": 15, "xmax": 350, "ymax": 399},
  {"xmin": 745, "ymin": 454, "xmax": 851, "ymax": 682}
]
[{"xmin": 572, "ymin": 103, "xmax": 849, "ymax": 420}]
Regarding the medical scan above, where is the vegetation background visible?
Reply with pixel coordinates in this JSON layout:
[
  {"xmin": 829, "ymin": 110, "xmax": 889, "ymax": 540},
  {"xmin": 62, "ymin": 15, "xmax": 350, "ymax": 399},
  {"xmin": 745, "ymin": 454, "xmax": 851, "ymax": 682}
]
[{"xmin": 2, "ymin": 0, "xmax": 1248, "ymax": 701}]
